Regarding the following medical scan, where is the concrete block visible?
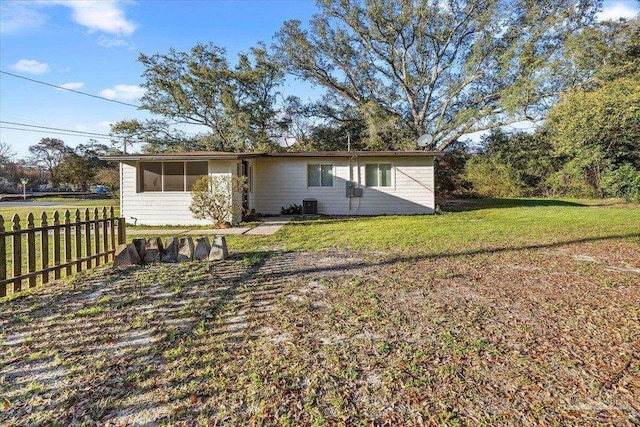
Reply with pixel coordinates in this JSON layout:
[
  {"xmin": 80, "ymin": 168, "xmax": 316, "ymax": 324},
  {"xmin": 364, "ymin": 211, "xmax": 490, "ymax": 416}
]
[
  {"xmin": 194, "ymin": 236, "xmax": 211, "ymax": 260},
  {"xmin": 144, "ymin": 237, "xmax": 163, "ymax": 263},
  {"xmin": 132, "ymin": 238, "xmax": 146, "ymax": 260},
  {"xmin": 178, "ymin": 237, "xmax": 195, "ymax": 262},
  {"xmin": 209, "ymin": 235, "xmax": 229, "ymax": 261},
  {"xmin": 112, "ymin": 243, "xmax": 142, "ymax": 268},
  {"xmin": 161, "ymin": 237, "xmax": 179, "ymax": 263}
]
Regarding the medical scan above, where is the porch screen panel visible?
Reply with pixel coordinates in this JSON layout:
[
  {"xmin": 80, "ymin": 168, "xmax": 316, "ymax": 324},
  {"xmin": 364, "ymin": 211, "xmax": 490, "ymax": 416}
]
[
  {"xmin": 163, "ymin": 162, "xmax": 185, "ymax": 191},
  {"xmin": 186, "ymin": 161, "xmax": 208, "ymax": 191},
  {"xmin": 140, "ymin": 162, "xmax": 162, "ymax": 192}
]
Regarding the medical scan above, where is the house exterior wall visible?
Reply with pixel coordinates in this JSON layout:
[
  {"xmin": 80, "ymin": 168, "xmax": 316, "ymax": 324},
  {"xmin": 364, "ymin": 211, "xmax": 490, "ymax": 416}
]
[
  {"xmin": 120, "ymin": 155, "xmax": 436, "ymax": 225},
  {"xmin": 253, "ymin": 156, "xmax": 435, "ymax": 216},
  {"xmin": 120, "ymin": 160, "xmax": 236, "ymax": 226}
]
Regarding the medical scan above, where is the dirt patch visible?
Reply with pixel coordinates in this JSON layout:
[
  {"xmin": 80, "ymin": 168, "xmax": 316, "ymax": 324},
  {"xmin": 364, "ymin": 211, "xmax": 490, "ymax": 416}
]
[{"xmin": 1, "ymin": 243, "xmax": 638, "ymax": 425}]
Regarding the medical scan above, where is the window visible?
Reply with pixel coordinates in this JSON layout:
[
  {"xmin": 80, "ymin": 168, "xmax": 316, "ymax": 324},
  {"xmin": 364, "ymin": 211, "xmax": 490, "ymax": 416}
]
[
  {"xmin": 139, "ymin": 161, "xmax": 208, "ymax": 192},
  {"xmin": 307, "ymin": 164, "xmax": 333, "ymax": 187},
  {"xmin": 365, "ymin": 163, "xmax": 392, "ymax": 187}
]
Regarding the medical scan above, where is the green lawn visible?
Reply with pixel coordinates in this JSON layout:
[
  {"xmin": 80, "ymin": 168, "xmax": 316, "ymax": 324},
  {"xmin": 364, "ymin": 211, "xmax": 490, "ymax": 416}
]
[
  {"xmin": 225, "ymin": 197, "xmax": 640, "ymax": 255},
  {"xmin": 0, "ymin": 198, "xmax": 119, "ymax": 229},
  {"xmin": 1, "ymin": 198, "xmax": 639, "ymax": 425}
]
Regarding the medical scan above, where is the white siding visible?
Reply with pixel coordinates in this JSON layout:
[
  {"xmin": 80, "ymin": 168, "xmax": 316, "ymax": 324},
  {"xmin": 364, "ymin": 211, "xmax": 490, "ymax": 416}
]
[
  {"xmin": 120, "ymin": 160, "xmax": 235, "ymax": 226},
  {"xmin": 120, "ymin": 156, "xmax": 436, "ymax": 225},
  {"xmin": 254, "ymin": 157, "xmax": 435, "ymax": 216}
]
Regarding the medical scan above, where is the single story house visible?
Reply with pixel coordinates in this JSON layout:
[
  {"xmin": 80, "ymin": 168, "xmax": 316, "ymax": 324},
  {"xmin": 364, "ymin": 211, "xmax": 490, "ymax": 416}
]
[{"xmin": 103, "ymin": 151, "xmax": 442, "ymax": 226}]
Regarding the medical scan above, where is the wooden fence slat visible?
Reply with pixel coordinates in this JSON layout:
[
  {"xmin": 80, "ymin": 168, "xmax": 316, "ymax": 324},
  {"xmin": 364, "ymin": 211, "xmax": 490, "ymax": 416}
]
[
  {"xmin": 118, "ymin": 217, "xmax": 126, "ymax": 245},
  {"xmin": 12, "ymin": 214, "xmax": 21, "ymax": 293},
  {"xmin": 0, "ymin": 206, "xmax": 124, "ymax": 297},
  {"xmin": 0, "ymin": 215, "xmax": 6, "ymax": 297},
  {"xmin": 110, "ymin": 207, "xmax": 116, "ymax": 258},
  {"xmin": 64, "ymin": 210, "xmax": 72, "ymax": 276},
  {"xmin": 41, "ymin": 212, "xmax": 49, "ymax": 284},
  {"xmin": 85, "ymin": 209, "xmax": 92, "ymax": 270},
  {"xmin": 94, "ymin": 208, "xmax": 101, "ymax": 267},
  {"xmin": 53, "ymin": 211, "xmax": 61, "ymax": 280},
  {"xmin": 102, "ymin": 207, "xmax": 109, "ymax": 264},
  {"xmin": 75, "ymin": 210, "xmax": 82, "ymax": 273},
  {"xmin": 27, "ymin": 213, "xmax": 36, "ymax": 289}
]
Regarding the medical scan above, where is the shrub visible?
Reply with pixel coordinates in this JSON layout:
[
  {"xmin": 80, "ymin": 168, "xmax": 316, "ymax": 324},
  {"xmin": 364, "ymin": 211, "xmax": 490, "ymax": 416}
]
[
  {"xmin": 190, "ymin": 175, "xmax": 248, "ymax": 227},
  {"xmin": 464, "ymin": 157, "xmax": 525, "ymax": 197},
  {"xmin": 601, "ymin": 164, "xmax": 640, "ymax": 202},
  {"xmin": 281, "ymin": 204, "xmax": 302, "ymax": 215}
]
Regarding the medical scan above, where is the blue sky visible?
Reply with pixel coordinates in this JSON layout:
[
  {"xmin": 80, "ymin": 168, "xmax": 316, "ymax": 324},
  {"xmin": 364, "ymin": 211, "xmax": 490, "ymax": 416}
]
[{"xmin": 1, "ymin": 0, "xmax": 639, "ymax": 159}]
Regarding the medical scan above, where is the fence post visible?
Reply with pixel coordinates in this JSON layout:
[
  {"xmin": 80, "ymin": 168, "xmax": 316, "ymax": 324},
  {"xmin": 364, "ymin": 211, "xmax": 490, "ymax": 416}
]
[
  {"xmin": 53, "ymin": 211, "xmax": 61, "ymax": 280},
  {"xmin": 41, "ymin": 212, "xmax": 49, "ymax": 284},
  {"xmin": 12, "ymin": 214, "xmax": 21, "ymax": 293},
  {"xmin": 0, "ymin": 215, "xmax": 6, "ymax": 297},
  {"xmin": 64, "ymin": 210, "xmax": 72, "ymax": 276},
  {"xmin": 102, "ymin": 207, "xmax": 108, "ymax": 264},
  {"xmin": 85, "ymin": 208, "xmax": 92, "ymax": 270},
  {"xmin": 117, "ymin": 217, "xmax": 126, "ymax": 245},
  {"xmin": 93, "ymin": 208, "xmax": 100, "ymax": 267},
  {"xmin": 75, "ymin": 210, "xmax": 82, "ymax": 273}
]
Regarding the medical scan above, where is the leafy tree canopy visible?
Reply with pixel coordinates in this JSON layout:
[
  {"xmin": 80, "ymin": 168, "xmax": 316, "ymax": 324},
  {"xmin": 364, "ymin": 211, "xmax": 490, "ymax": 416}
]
[
  {"xmin": 118, "ymin": 43, "xmax": 286, "ymax": 153},
  {"xmin": 276, "ymin": 0, "xmax": 601, "ymax": 150}
]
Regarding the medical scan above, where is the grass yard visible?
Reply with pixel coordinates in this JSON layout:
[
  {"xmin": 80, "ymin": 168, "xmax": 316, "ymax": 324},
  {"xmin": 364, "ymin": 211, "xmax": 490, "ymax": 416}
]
[
  {"xmin": 1, "ymin": 198, "xmax": 639, "ymax": 425},
  {"xmin": 0, "ymin": 198, "xmax": 119, "ymax": 228}
]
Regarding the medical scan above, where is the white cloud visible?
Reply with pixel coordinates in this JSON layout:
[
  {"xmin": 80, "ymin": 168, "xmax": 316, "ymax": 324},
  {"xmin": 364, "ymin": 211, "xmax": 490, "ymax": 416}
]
[
  {"xmin": 598, "ymin": 3, "xmax": 639, "ymax": 21},
  {"xmin": 99, "ymin": 84, "xmax": 145, "ymax": 101},
  {"xmin": 11, "ymin": 59, "xmax": 50, "ymax": 75},
  {"xmin": 0, "ymin": 2, "xmax": 47, "ymax": 34},
  {"xmin": 59, "ymin": 82, "xmax": 84, "ymax": 90},
  {"xmin": 55, "ymin": 1, "xmax": 137, "ymax": 36},
  {"xmin": 98, "ymin": 36, "xmax": 135, "ymax": 49},
  {"xmin": 98, "ymin": 121, "xmax": 115, "ymax": 128}
]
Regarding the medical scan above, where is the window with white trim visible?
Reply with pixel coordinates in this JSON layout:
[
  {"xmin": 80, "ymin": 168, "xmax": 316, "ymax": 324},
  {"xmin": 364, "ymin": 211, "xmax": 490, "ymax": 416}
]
[
  {"xmin": 139, "ymin": 161, "xmax": 208, "ymax": 192},
  {"xmin": 307, "ymin": 164, "xmax": 333, "ymax": 187},
  {"xmin": 365, "ymin": 163, "xmax": 392, "ymax": 187}
]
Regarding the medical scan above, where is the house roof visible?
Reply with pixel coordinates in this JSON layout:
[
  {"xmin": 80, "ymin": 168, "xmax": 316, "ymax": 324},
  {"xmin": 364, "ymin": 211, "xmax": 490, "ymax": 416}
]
[{"xmin": 101, "ymin": 150, "xmax": 443, "ymax": 161}]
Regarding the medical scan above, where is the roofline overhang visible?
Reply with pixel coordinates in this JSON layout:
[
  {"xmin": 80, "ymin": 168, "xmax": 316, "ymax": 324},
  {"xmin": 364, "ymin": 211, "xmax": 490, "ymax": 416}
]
[{"xmin": 100, "ymin": 150, "xmax": 443, "ymax": 162}]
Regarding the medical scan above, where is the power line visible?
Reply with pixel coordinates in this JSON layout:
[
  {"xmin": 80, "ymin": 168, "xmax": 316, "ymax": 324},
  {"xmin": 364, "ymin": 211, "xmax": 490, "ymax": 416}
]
[
  {"xmin": 1, "ymin": 120, "xmax": 114, "ymax": 138},
  {"xmin": 0, "ymin": 122, "xmax": 146, "ymax": 144},
  {"xmin": 0, "ymin": 70, "xmax": 142, "ymax": 108},
  {"xmin": 0, "ymin": 125, "xmax": 119, "ymax": 140}
]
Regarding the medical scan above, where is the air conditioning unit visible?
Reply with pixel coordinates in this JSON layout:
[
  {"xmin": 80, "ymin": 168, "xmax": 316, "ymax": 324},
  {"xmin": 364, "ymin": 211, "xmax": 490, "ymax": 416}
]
[{"xmin": 302, "ymin": 198, "xmax": 318, "ymax": 215}]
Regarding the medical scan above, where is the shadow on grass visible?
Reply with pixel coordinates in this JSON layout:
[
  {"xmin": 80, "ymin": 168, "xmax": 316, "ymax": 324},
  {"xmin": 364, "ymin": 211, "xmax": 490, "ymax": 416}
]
[{"xmin": 438, "ymin": 198, "xmax": 591, "ymax": 212}]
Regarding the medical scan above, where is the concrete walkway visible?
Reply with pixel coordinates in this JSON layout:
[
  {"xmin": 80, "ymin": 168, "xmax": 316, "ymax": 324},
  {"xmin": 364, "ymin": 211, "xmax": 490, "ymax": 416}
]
[
  {"xmin": 129, "ymin": 216, "xmax": 294, "ymax": 237},
  {"xmin": 243, "ymin": 216, "xmax": 294, "ymax": 235}
]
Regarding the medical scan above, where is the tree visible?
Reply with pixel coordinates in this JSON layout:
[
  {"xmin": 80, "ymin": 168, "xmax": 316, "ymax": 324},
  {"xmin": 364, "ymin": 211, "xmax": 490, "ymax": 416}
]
[
  {"xmin": 275, "ymin": 0, "xmax": 601, "ymax": 150},
  {"xmin": 534, "ymin": 16, "xmax": 640, "ymax": 198},
  {"xmin": 135, "ymin": 43, "xmax": 285, "ymax": 152},
  {"xmin": 0, "ymin": 142, "xmax": 16, "ymax": 179},
  {"xmin": 545, "ymin": 76, "xmax": 640, "ymax": 195},
  {"xmin": 54, "ymin": 140, "xmax": 117, "ymax": 190},
  {"xmin": 28, "ymin": 138, "xmax": 70, "ymax": 185},
  {"xmin": 189, "ymin": 176, "xmax": 248, "ymax": 227}
]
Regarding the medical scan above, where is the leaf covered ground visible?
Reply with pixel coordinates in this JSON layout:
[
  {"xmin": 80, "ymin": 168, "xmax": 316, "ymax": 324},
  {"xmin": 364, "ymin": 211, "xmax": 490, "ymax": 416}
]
[{"xmin": 1, "ymin": 234, "xmax": 639, "ymax": 425}]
